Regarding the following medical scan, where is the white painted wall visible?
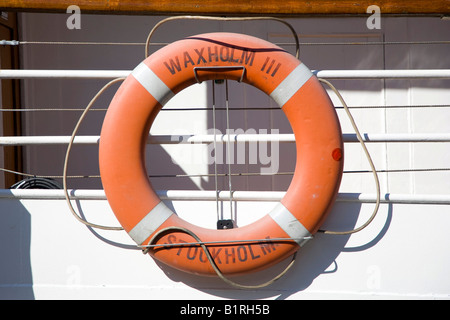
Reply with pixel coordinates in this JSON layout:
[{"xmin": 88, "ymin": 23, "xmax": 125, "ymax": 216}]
[{"xmin": 0, "ymin": 12, "xmax": 449, "ymax": 299}]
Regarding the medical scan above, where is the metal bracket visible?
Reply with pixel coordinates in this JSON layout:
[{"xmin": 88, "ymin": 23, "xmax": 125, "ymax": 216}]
[
  {"xmin": 193, "ymin": 66, "xmax": 246, "ymax": 84},
  {"xmin": 217, "ymin": 219, "xmax": 235, "ymax": 230}
]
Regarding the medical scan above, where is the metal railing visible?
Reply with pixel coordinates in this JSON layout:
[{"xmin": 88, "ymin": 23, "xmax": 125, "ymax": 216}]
[
  {"xmin": 1, "ymin": 67, "xmax": 449, "ymax": 205},
  {"xmin": 1, "ymin": 69, "xmax": 450, "ymax": 79}
]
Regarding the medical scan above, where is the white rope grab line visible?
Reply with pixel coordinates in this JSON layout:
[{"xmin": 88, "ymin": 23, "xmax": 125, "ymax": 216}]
[
  {"xmin": 63, "ymin": 77, "xmax": 125, "ymax": 231},
  {"xmin": 318, "ymin": 78, "xmax": 380, "ymax": 235}
]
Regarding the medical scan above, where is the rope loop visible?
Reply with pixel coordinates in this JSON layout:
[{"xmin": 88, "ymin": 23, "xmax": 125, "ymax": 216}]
[{"xmin": 145, "ymin": 226, "xmax": 297, "ymax": 289}]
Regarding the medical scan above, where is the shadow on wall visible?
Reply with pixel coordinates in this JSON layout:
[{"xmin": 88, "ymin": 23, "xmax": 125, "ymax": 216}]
[
  {"xmin": 0, "ymin": 188, "xmax": 391, "ymax": 299},
  {"xmin": 34, "ymin": 187, "xmax": 392, "ymax": 300},
  {"xmin": 150, "ymin": 201, "xmax": 392, "ymax": 299},
  {"xmin": 0, "ymin": 199, "xmax": 34, "ymax": 299},
  {"xmin": 0, "ymin": 144, "xmax": 193, "ymax": 300}
]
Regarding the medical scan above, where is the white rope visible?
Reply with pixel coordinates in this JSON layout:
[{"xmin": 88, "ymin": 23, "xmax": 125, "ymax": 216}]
[
  {"xmin": 317, "ymin": 78, "xmax": 380, "ymax": 235},
  {"xmin": 63, "ymin": 78, "xmax": 125, "ymax": 231}
]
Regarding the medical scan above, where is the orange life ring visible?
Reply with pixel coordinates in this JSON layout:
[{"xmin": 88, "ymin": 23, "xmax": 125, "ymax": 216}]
[{"xmin": 99, "ymin": 33, "xmax": 343, "ymax": 276}]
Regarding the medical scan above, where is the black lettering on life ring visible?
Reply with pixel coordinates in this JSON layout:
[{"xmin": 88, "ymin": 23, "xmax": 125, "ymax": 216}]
[
  {"xmin": 261, "ymin": 57, "xmax": 282, "ymax": 77},
  {"xmin": 163, "ymin": 45, "xmax": 256, "ymax": 75},
  {"xmin": 183, "ymin": 51, "xmax": 195, "ymax": 68},
  {"xmin": 163, "ymin": 235, "xmax": 279, "ymax": 265},
  {"xmin": 194, "ymin": 48, "xmax": 207, "ymax": 64},
  {"xmin": 163, "ymin": 56, "xmax": 182, "ymax": 75}
]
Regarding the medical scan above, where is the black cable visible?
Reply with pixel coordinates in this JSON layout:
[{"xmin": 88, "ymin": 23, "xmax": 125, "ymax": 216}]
[{"xmin": 10, "ymin": 177, "xmax": 62, "ymax": 190}]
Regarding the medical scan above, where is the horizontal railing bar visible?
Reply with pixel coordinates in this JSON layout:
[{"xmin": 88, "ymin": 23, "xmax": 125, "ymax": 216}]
[
  {"xmin": 0, "ymin": 69, "xmax": 130, "ymax": 79},
  {"xmin": 1, "ymin": 69, "xmax": 450, "ymax": 79},
  {"xmin": 341, "ymin": 133, "xmax": 450, "ymax": 143},
  {"xmin": 314, "ymin": 69, "xmax": 450, "ymax": 79},
  {"xmin": 1, "ymin": 133, "xmax": 450, "ymax": 146},
  {"xmin": 1, "ymin": 189, "xmax": 450, "ymax": 204},
  {"xmin": 0, "ymin": 136, "xmax": 100, "ymax": 145}
]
